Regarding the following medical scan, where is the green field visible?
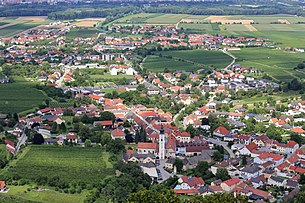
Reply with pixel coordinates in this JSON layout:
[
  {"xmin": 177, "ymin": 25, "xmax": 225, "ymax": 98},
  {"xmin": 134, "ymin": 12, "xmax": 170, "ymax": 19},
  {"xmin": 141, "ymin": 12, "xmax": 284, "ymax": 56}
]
[
  {"xmin": 66, "ymin": 28, "xmax": 99, "ymax": 39},
  {"xmin": 1, "ymin": 145, "xmax": 114, "ymax": 185},
  {"xmin": 0, "ymin": 185, "xmax": 88, "ymax": 203},
  {"xmin": 143, "ymin": 49, "xmax": 232, "ymax": 72},
  {"xmin": 0, "ymin": 23, "xmax": 38, "ymax": 37},
  {"xmin": 143, "ymin": 55, "xmax": 201, "ymax": 72},
  {"xmin": 0, "ymin": 77, "xmax": 48, "ymax": 114},
  {"xmin": 231, "ymin": 48, "xmax": 305, "ymax": 82}
]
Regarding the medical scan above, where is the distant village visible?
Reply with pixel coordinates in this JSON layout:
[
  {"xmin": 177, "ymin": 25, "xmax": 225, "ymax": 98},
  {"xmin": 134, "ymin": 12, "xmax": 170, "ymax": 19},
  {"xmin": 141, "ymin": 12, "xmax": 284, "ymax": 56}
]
[{"xmin": 1, "ymin": 22, "xmax": 305, "ymax": 202}]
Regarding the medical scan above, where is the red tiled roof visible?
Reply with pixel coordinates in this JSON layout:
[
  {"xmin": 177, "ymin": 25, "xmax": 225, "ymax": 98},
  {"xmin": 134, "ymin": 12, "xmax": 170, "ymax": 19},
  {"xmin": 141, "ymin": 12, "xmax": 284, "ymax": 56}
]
[
  {"xmin": 180, "ymin": 176, "xmax": 205, "ymax": 188},
  {"xmin": 88, "ymin": 94, "xmax": 101, "ymax": 100},
  {"xmin": 213, "ymin": 126, "xmax": 230, "ymax": 135},
  {"xmin": 291, "ymin": 127, "xmax": 305, "ymax": 134},
  {"xmin": 223, "ymin": 178, "xmax": 240, "ymax": 186},
  {"xmin": 137, "ymin": 142, "xmax": 158, "ymax": 149},
  {"xmin": 111, "ymin": 129, "xmax": 125, "ymax": 137},
  {"xmin": 246, "ymin": 142, "xmax": 258, "ymax": 152},
  {"xmin": 173, "ymin": 188, "xmax": 198, "ymax": 195},
  {"xmin": 101, "ymin": 120, "xmax": 113, "ymax": 126}
]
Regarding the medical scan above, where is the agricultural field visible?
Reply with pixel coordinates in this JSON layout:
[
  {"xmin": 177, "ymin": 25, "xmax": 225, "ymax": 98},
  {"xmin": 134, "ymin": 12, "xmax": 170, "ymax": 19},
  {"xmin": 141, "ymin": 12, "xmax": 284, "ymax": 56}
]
[
  {"xmin": 2, "ymin": 145, "xmax": 114, "ymax": 185},
  {"xmin": 143, "ymin": 55, "xmax": 201, "ymax": 72},
  {"xmin": 66, "ymin": 28, "xmax": 99, "ymax": 39},
  {"xmin": 0, "ymin": 23, "xmax": 39, "ymax": 38},
  {"xmin": 73, "ymin": 18, "xmax": 105, "ymax": 28},
  {"xmin": 0, "ymin": 77, "xmax": 48, "ymax": 114},
  {"xmin": 143, "ymin": 49, "xmax": 232, "ymax": 72},
  {"xmin": 231, "ymin": 48, "xmax": 305, "ymax": 82},
  {"xmin": 0, "ymin": 16, "xmax": 50, "ymax": 37}
]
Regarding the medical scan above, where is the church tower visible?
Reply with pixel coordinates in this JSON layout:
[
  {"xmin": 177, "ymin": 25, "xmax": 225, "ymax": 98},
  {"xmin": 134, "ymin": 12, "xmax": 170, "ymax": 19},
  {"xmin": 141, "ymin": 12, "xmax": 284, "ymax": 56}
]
[{"xmin": 159, "ymin": 126, "xmax": 166, "ymax": 160}]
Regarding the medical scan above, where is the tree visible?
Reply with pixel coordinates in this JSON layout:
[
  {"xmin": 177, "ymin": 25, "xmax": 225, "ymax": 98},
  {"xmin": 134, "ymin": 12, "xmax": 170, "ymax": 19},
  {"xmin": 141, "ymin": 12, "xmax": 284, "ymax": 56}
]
[
  {"xmin": 59, "ymin": 123, "xmax": 66, "ymax": 132},
  {"xmin": 100, "ymin": 111, "xmax": 115, "ymax": 122},
  {"xmin": 174, "ymin": 158, "xmax": 183, "ymax": 173},
  {"xmin": 100, "ymin": 132, "xmax": 111, "ymax": 146},
  {"xmin": 216, "ymin": 168, "xmax": 230, "ymax": 181},
  {"xmin": 288, "ymin": 78, "xmax": 302, "ymax": 90},
  {"xmin": 84, "ymin": 139, "xmax": 92, "ymax": 147},
  {"xmin": 241, "ymin": 155, "xmax": 247, "ymax": 166},
  {"xmin": 13, "ymin": 113, "xmax": 19, "ymax": 122},
  {"xmin": 213, "ymin": 151, "xmax": 223, "ymax": 162},
  {"xmin": 127, "ymin": 189, "xmax": 180, "ymax": 203},
  {"xmin": 32, "ymin": 133, "xmax": 44, "ymax": 144},
  {"xmin": 106, "ymin": 139, "xmax": 125, "ymax": 154},
  {"xmin": 186, "ymin": 125, "xmax": 196, "ymax": 138},
  {"xmin": 293, "ymin": 191, "xmax": 305, "ymax": 203},
  {"xmin": 291, "ymin": 132, "xmax": 303, "ymax": 145}
]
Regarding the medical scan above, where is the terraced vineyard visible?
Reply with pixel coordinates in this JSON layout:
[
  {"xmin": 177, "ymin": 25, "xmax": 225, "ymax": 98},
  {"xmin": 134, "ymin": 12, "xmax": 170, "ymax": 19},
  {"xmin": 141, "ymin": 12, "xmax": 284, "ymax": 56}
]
[{"xmin": 2, "ymin": 145, "xmax": 114, "ymax": 185}]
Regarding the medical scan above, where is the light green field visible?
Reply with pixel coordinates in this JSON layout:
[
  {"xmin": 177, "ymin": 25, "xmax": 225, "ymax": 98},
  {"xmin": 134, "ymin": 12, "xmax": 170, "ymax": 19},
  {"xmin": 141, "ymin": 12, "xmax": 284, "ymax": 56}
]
[
  {"xmin": 179, "ymin": 23, "xmax": 215, "ymax": 32},
  {"xmin": 0, "ymin": 77, "xmax": 48, "ymax": 114},
  {"xmin": 231, "ymin": 48, "xmax": 305, "ymax": 82},
  {"xmin": 2, "ymin": 185, "xmax": 88, "ymax": 203},
  {"xmin": 2, "ymin": 145, "xmax": 114, "ymax": 185}
]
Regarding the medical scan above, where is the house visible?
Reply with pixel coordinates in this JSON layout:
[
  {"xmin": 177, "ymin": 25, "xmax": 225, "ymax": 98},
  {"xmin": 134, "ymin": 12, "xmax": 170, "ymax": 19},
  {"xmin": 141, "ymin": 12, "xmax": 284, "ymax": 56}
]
[
  {"xmin": 213, "ymin": 126, "xmax": 230, "ymax": 138},
  {"xmin": 173, "ymin": 132, "xmax": 191, "ymax": 143},
  {"xmin": 268, "ymin": 176, "xmax": 285, "ymax": 187},
  {"xmin": 123, "ymin": 152, "xmax": 155, "ymax": 164},
  {"xmin": 239, "ymin": 142, "xmax": 259, "ymax": 157},
  {"xmin": 111, "ymin": 129, "xmax": 126, "ymax": 139},
  {"xmin": 175, "ymin": 176, "xmax": 205, "ymax": 190},
  {"xmin": 93, "ymin": 120, "xmax": 113, "ymax": 128},
  {"xmin": 66, "ymin": 133, "xmax": 78, "ymax": 143},
  {"xmin": 220, "ymin": 178, "xmax": 241, "ymax": 192},
  {"xmin": 254, "ymin": 152, "xmax": 284, "ymax": 165},
  {"xmin": 137, "ymin": 142, "xmax": 158, "ymax": 155},
  {"xmin": 239, "ymin": 164, "xmax": 262, "ymax": 179}
]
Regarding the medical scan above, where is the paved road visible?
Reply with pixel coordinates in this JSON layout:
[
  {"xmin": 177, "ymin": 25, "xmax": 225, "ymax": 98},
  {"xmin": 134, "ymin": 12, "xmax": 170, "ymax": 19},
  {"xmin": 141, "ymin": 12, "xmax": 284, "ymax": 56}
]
[
  {"xmin": 15, "ymin": 122, "xmax": 29, "ymax": 155},
  {"xmin": 206, "ymin": 137, "xmax": 236, "ymax": 158},
  {"xmin": 157, "ymin": 159, "xmax": 173, "ymax": 183}
]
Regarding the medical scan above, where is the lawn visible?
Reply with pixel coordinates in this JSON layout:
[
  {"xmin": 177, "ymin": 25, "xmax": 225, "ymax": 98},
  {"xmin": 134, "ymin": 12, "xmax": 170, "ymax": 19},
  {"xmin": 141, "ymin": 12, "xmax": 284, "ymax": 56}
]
[
  {"xmin": 230, "ymin": 47, "xmax": 305, "ymax": 82},
  {"xmin": 1, "ymin": 185, "xmax": 88, "ymax": 203},
  {"xmin": 0, "ymin": 77, "xmax": 48, "ymax": 114},
  {"xmin": 0, "ymin": 23, "xmax": 38, "ymax": 37},
  {"xmin": 2, "ymin": 145, "xmax": 114, "ymax": 185}
]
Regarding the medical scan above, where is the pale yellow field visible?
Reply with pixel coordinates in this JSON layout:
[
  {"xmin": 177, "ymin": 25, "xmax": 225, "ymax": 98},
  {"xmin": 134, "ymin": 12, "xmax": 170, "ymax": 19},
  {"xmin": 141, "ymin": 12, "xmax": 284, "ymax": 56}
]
[
  {"xmin": 17, "ymin": 16, "xmax": 48, "ymax": 22},
  {"xmin": 74, "ymin": 18, "xmax": 105, "ymax": 27},
  {"xmin": 205, "ymin": 16, "xmax": 254, "ymax": 25},
  {"xmin": 278, "ymin": 19, "xmax": 290, "ymax": 24}
]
